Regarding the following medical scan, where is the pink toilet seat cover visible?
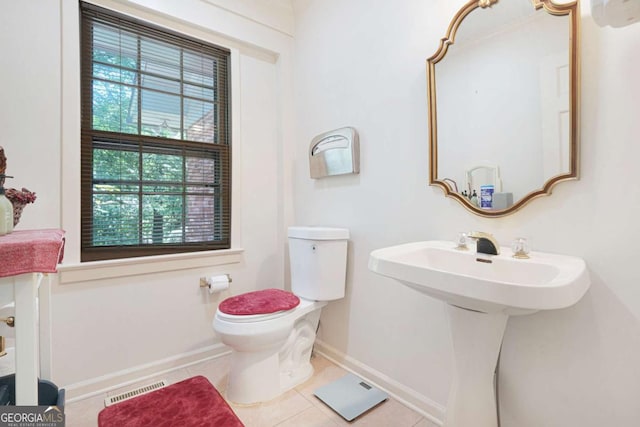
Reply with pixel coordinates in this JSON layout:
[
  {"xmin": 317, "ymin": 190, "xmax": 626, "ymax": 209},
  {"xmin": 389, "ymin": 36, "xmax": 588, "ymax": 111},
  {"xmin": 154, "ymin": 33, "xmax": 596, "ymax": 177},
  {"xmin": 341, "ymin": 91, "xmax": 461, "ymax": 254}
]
[{"xmin": 219, "ymin": 288, "xmax": 300, "ymax": 316}]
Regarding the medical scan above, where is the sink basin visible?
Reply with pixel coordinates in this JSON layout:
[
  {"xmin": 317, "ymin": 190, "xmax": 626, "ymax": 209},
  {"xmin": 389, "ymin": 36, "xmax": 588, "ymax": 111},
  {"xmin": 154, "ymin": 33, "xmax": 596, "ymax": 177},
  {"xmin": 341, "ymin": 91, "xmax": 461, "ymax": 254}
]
[
  {"xmin": 368, "ymin": 240, "xmax": 590, "ymax": 315},
  {"xmin": 369, "ymin": 240, "xmax": 590, "ymax": 426}
]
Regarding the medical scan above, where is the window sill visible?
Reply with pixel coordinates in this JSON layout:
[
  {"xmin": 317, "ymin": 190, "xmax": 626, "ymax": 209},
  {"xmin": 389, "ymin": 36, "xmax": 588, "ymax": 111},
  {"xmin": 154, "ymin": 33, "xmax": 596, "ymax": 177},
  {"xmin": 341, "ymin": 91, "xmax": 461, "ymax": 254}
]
[{"xmin": 57, "ymin": 248, "xmax": 244, "ymax": 284}]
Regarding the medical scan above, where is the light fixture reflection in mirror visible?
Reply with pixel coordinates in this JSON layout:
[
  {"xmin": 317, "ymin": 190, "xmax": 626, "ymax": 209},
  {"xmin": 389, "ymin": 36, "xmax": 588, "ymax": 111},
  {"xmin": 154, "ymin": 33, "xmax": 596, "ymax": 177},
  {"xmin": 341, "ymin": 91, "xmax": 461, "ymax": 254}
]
[{"xmin": 427, "ymin": 0, "xmax": 579, "ymax": 217}]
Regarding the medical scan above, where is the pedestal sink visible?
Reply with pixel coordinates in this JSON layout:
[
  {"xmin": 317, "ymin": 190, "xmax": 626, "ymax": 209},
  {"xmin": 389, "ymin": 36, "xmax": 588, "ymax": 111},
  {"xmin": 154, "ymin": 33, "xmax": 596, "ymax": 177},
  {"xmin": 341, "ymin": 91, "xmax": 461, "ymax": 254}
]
[{"xmin": 368, "ymin": 240, "xmax": 590, "ymax": 427}]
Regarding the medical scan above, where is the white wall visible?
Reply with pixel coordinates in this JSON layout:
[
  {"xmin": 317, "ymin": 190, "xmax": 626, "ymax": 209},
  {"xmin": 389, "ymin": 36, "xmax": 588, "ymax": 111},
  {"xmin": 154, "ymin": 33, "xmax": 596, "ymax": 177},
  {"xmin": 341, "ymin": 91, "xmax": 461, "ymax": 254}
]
[
  {"xmin": 0, "ymin": 1, "xmax": 61, "ymax": 229},
  {"xmin": 4, "ymin": 0, "xmax": 640, "ymax": 424},
  {"xmin": 0, "ymin": 0, "xmax": 294, "ymax": 396},
  {"xmin": 293, "ymin": 0, "xmax": 640, "ymax": 426}
]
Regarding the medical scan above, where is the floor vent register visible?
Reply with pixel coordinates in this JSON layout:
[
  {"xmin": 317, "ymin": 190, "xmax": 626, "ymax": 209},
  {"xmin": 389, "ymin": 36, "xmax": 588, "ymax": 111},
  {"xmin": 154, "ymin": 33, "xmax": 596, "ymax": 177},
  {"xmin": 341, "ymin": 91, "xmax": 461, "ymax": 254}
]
[{"xmin": 104, "ymin": 380, "xmax": 168, "ymax": 407}]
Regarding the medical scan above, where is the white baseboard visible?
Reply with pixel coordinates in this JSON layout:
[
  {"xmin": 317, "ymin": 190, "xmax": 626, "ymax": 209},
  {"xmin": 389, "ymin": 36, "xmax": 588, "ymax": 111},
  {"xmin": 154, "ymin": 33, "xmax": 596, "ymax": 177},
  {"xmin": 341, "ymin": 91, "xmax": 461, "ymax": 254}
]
[
  {"xmin": 63, "ymin": 343, "xmax": 231, "ymax": 403},
  {"xmin": 314, "ymin": 339, "xmax": 445, "ymax": 426}
]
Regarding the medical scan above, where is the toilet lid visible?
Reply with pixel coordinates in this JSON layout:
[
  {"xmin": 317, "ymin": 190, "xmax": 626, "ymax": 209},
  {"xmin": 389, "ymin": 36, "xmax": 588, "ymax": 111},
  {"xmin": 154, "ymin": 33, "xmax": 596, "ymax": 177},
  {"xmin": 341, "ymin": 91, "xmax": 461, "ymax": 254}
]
[{"xmin": 218, "ymin": 288, "xmax": 300, "ymax": 316}]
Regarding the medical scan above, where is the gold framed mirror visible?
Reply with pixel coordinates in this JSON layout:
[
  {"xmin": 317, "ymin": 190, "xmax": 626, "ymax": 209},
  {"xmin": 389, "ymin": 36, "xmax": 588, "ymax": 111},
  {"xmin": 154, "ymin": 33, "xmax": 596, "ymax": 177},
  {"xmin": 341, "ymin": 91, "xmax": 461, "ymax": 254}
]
[{"xmin": 427, "ymin": 0, "xmax": 579, "ymax": 217}]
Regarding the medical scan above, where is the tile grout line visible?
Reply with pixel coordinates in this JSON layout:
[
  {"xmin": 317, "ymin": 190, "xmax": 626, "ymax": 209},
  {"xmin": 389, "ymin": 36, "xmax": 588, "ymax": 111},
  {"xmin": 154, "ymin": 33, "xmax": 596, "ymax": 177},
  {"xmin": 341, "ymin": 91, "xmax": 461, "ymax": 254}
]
[
  {"xmin": 271, "ymin": 404, "xmax": 318, "ymax": 426},
  {"xmin": 270, "ymin": 389, "xmax": 315, "ymax": 427},
  {"xmin": 294, "ymin": 386, "xmax": 341, "ymax": 426}
]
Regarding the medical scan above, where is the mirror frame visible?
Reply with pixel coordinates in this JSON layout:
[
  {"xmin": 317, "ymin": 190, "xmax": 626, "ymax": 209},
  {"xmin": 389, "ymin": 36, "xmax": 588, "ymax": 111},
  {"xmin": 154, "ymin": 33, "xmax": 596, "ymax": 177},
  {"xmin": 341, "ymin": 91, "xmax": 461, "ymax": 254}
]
[{"xmin": 427, "ymin": 0, "xmax": 580, "ymax": 217}]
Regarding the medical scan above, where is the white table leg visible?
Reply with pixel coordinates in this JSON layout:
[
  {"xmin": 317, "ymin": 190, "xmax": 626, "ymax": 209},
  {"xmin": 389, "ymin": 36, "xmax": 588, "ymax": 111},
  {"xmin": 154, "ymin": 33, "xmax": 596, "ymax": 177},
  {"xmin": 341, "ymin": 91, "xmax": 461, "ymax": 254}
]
[
  {"xmin": 13, "ymin": 273, "xmax": 40, "ymax": 405},
  {"xmin": 38, "ymin": 274, "xmax": 52, "ymax": 380}
]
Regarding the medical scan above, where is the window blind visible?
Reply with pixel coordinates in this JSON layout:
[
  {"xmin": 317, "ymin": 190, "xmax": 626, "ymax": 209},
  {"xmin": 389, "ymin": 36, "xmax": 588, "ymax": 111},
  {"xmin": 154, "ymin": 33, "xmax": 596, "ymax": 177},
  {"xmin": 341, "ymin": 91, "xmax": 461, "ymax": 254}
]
[{"xmin": 80, "ymin": 2, "xmax": 231, "ymax": 261}]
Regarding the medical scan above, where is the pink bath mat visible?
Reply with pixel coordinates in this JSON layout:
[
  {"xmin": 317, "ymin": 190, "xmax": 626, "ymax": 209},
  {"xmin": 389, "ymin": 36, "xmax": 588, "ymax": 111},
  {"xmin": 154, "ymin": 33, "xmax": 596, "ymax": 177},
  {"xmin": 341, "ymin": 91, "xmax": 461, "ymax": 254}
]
[{"xmin": 98, "ymin": 375, "xmax": 244, "ymax": 427}]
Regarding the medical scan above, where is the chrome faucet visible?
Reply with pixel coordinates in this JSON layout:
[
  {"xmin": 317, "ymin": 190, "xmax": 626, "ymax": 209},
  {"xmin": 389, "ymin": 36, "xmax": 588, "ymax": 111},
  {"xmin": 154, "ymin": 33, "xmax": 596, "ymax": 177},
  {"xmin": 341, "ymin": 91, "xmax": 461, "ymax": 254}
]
[{"xmin": 468, "ymin": 231, "xmax": 500, "ymax": 255}]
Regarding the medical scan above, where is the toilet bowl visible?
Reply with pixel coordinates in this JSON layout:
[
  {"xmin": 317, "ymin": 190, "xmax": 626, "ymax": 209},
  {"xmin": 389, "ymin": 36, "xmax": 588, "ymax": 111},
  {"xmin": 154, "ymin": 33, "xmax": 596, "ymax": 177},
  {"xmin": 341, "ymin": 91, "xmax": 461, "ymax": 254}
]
[
  {"xmin": 213, "ymin": 226, "xmax": 349, "ymax": 404},
  {"xmin": 214, "ymin": 295, "xmax": 327, "ymax": 403}
]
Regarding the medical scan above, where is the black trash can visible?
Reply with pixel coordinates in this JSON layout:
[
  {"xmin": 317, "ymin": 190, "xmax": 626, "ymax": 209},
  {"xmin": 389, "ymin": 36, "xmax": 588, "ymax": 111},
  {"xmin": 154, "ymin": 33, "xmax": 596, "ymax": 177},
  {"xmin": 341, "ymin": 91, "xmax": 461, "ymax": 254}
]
[{"xmin": 0, "ymin": 374, "xmax": 65, "ymax": 407}]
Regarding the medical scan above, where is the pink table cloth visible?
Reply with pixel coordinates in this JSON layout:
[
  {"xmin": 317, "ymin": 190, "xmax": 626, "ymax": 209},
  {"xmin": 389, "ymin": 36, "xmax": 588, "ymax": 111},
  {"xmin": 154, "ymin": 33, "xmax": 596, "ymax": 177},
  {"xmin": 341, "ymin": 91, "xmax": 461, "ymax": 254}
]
[{"xmin": 0, "ymin": 229, "xmax": 65, "ymax": 278}]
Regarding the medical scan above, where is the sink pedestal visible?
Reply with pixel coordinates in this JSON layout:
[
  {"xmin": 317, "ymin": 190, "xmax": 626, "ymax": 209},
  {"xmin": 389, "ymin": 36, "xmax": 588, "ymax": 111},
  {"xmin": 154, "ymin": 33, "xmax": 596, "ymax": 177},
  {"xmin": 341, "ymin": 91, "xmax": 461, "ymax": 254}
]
[{"xmin": 445, "ymin": 305, "xmax": 508, "ymax": 427}]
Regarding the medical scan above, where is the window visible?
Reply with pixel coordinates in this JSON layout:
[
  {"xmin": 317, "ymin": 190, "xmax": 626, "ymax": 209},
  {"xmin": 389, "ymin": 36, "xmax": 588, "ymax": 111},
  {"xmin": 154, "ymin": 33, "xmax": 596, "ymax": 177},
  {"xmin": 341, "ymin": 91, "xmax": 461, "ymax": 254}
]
[{"xmin": 80, "ymin": 3, "xmax": 231, "ymax": 262}]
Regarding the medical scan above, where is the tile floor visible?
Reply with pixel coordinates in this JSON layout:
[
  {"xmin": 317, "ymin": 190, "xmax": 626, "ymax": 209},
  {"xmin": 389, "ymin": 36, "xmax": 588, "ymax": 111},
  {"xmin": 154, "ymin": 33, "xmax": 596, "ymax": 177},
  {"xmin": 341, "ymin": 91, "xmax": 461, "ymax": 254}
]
[{"xmin": 65, "ymin": 353, "xmax": 440, "ymax": 427}]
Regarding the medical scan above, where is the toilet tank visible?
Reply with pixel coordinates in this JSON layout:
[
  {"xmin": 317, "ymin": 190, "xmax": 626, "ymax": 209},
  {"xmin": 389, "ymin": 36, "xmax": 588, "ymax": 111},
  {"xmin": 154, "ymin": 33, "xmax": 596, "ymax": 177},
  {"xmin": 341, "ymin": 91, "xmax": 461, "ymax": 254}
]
[{"xmin": 288, "ymin": 226, "xmax": 349, "ymax": 301}]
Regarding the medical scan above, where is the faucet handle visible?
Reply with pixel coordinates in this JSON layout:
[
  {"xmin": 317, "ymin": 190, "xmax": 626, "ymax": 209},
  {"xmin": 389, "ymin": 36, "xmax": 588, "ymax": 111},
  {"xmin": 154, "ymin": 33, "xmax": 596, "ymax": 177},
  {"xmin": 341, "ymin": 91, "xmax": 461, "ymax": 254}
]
[
  {"xmin": 511, "ymin": 237, "xmax": 530, "ymax": 259},
  {"xmin": 455, "ymin": 232, "xmax": 469, "ymax": 250}
]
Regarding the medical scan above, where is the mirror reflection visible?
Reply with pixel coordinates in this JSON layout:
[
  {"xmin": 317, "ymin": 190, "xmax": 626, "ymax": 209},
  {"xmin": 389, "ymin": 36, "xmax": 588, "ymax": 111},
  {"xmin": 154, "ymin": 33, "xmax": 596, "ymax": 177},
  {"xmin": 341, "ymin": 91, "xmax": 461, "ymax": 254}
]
[{"xmin": 428, "ymin": 0, "xmax": 579, "ymax": 216}]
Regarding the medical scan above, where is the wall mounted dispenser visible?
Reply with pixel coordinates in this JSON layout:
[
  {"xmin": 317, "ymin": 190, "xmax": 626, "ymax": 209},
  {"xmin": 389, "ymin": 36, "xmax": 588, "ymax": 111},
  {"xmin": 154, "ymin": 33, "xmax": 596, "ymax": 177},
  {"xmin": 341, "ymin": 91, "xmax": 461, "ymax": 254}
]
[
  {"xmin": 591, "ymin": 0, "xmax": 640, "ymax": 27},
  {"xmin": 309, "ymin": 127, "xmax": 359, "ymax": 179}
]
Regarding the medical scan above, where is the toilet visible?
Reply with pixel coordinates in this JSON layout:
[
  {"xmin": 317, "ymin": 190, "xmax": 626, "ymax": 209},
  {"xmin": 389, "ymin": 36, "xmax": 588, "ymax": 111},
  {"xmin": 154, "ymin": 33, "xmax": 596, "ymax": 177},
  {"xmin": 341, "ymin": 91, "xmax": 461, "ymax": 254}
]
[{"xmin": 213, "ymin": 226, "xmax": 349, "ymax": 404}]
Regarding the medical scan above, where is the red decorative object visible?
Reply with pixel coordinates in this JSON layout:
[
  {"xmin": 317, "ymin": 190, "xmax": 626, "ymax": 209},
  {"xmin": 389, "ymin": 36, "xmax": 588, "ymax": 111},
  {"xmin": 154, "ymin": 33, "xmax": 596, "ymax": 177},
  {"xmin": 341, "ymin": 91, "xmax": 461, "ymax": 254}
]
[
  {"xmin": 98, "ymin": 376, "xmax": 244, "ymax": 427},
  {"xmin": 5, "ymin": 188, "xmax": 37, "ymax": 227},
  {"xmin": 219, "ymin": 288, "xmax": 300, "ymax": 316}
]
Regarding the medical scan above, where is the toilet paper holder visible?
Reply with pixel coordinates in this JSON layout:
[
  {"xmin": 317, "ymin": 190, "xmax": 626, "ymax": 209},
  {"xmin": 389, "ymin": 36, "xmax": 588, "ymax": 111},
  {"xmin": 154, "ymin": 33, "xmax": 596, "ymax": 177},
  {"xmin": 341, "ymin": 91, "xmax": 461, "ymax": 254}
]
[{"xmin": 199, "ymin": 274, "xmax": 232, "ymax": 289}]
